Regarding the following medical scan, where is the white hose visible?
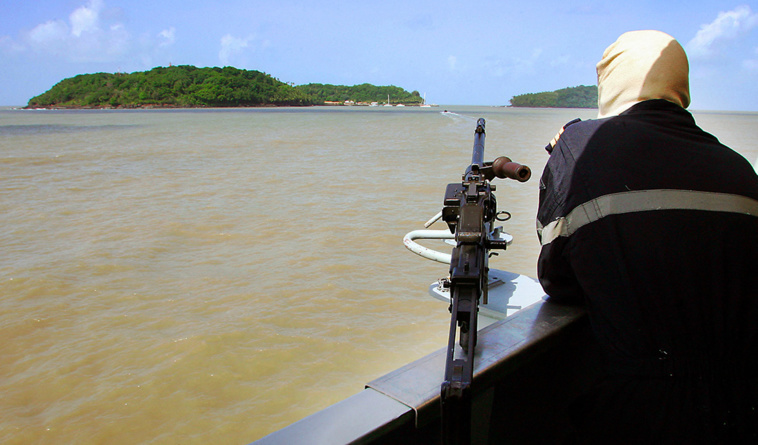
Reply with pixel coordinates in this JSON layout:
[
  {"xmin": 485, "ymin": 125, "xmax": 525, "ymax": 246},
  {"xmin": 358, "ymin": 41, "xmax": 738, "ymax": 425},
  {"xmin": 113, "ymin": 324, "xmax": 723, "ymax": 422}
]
[{"xmin": 402, "ymin": 229, "xmax": 453, "ymax": 264}]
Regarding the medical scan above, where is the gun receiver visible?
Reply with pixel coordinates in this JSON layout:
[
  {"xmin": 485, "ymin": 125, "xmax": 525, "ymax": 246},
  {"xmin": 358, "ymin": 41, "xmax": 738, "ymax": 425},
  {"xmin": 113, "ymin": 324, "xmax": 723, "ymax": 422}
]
[{"xmin": 440, "ymin": 118, "xmax": 530, "ymax": 445}]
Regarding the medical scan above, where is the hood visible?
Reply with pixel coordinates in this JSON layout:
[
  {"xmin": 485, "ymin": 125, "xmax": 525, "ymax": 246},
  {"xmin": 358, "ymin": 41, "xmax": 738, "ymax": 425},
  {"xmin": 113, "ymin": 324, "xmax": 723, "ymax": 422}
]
[{"xmin": 596, "ymin": 30, "xmax": 690, "ymax": 118}]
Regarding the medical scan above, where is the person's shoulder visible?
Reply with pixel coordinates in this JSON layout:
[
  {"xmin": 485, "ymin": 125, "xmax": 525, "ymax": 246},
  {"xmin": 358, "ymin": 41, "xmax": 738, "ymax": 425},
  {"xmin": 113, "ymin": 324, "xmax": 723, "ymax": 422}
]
[{"xmin": 547, "ymin": 118, "xmax": 605, "ymax": 152}]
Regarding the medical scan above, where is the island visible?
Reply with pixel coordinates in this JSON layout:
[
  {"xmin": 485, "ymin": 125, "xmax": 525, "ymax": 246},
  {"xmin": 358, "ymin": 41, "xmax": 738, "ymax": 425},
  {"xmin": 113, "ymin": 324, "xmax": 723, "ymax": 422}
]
[
  {"xmin": 26, "ymin": 65, "xmax": 424, "ymax": 109},
  {"xmin": 509, "ymin": 85, "xmax": 597, "ymax": 108}
]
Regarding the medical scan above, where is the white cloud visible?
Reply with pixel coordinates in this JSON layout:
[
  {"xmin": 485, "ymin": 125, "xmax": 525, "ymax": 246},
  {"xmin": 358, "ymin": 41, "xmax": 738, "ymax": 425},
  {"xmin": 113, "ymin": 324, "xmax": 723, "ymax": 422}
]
[
  {"xmin": 517, "ymin": 48, "xmax": 543, "ymax": 74},
  {"xmin": 219, "ymin": 34, "xmax": 254, "ymax": 65},
  {"xmin": 686, "ymin": 5, "xmax": 758, "ymax": 58},
  {"xmin": 27, "ymin": 20, "xmax": 70, "ymax": 51},
  {"xmin": 744, "ymin": 46, "xmax": 758, "ymax": 70},
  {"xmin": 70, "ymin": 0, "xmax": 103, "ymax": 37},
  {"xmin": 16, "ymin": 0, "xmax": 130, "ymax": 62},
  {"xmin": 447, "ymin": 55, "xmax": 457, "ymax": 70},
  {"xmin": 487, "ymin": 48, "xmax": 543, "ymax": 77},
  {"xmin": 0, "ymin": 35, "xmax": 25, "ymax": 53},
  {"xmin": 0, "ymin": 0, "xmax": 176, "ymax": 65},
  {"xmin": 159, "ymin": 27, "xmax": 176, "ymax": 47},
  {"xmin": 549, "ymin": 54, "xmax": 571, "ymax": 67}
]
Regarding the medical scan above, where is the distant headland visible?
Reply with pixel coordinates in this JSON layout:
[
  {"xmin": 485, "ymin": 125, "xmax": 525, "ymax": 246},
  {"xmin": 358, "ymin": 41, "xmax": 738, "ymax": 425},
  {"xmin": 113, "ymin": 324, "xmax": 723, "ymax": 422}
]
[
  {"xmin": 508, "ymin": 85, "xmax": 598, "ymax": 108},
  {"xmin": 26, "ymin": 65, "xmax": 426, "ymax": 109}
]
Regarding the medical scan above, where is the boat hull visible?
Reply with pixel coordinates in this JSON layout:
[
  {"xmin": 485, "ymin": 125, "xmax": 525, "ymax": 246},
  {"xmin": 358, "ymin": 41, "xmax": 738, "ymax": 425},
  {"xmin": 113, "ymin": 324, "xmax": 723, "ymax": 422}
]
[{"xmin": 252, "ymin": 300, "xmax": 599, "ymax": 444}]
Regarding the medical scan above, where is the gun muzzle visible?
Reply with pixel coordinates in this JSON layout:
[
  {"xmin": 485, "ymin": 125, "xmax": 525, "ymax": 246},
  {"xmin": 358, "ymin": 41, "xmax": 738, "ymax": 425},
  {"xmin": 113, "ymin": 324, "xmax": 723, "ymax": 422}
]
[{"xmin": 492, "ymin": 156, "xmax": 531, "ymax": 182}]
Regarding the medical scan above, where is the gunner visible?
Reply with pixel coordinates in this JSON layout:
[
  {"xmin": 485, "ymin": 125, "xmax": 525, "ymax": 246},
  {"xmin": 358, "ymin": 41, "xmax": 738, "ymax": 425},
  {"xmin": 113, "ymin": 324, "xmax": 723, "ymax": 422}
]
[{"xmin": 537, "ymin": 30, "xmax": 758, "ymax": 443}]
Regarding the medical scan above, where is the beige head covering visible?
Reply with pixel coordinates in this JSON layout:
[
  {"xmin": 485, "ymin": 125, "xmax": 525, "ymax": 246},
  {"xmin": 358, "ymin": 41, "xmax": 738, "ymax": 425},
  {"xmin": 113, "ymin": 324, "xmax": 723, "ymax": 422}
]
[{"xmin": 596, "ymin": 30, "xmax": 690, "ymax": 118}]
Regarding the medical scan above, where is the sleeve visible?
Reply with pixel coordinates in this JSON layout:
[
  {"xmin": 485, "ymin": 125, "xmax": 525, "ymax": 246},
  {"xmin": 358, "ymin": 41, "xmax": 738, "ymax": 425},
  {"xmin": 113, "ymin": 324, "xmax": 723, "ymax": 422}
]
[
  {"xmin": 537, "ymin": 240, "xmax": 584, "ymax": 304},
  {"xmin": 536, "ymin": 131, "xmax": 585, "ymax": 305}
]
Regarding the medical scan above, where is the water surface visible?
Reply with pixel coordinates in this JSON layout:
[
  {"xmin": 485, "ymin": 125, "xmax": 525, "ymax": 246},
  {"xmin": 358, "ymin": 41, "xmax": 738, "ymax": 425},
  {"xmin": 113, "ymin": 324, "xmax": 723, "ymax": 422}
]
[{"xmin": 1, "ymin": 106, "xmax": 755, "ymax": 443}]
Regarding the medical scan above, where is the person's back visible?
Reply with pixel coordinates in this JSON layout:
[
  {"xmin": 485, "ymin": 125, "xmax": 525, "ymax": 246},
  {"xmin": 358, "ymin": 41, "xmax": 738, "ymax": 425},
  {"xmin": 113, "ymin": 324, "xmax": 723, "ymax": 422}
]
[{"xmin": 537, "ymin": 31, "xmax": 758, "ymax": 443}]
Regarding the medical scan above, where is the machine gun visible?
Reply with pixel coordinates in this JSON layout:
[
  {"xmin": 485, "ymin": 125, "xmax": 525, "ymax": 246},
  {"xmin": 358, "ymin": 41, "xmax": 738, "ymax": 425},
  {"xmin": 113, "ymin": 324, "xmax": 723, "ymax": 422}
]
[{"xmin": 440, "ymin": 118, "xmax": 531, "ymax": 445}]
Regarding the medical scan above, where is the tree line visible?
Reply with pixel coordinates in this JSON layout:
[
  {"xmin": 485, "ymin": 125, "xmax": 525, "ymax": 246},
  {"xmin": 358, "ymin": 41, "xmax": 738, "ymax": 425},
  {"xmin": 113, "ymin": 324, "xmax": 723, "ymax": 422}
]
[
  {"xmin": 295, "ymin": 83, "xmax": 422, "ymax": 104},
  {"xmin": 26, "ymin": 66, "xmax": 423, "ymax": 108},
  {"xmin": 509, "ymin": 85, "xmax": 598, "ymax": 108}
]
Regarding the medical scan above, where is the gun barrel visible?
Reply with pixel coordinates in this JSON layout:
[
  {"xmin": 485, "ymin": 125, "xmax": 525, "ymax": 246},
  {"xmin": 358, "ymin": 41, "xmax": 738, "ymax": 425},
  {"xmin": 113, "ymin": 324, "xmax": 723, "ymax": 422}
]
[
  {"xmin": 492, "ymin": 156, "xmax": 532, "ymax": 182},
  {"xmin": 470, "ymin": 118, "xmax": 486, "ymax": 167}
]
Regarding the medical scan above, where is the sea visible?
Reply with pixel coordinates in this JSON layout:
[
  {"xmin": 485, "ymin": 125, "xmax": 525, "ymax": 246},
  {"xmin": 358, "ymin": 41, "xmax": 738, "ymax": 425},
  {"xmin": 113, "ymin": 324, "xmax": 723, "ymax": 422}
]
[{"xmin": 1, "ymin": 105, "xmax": 756, "ymax": 444}]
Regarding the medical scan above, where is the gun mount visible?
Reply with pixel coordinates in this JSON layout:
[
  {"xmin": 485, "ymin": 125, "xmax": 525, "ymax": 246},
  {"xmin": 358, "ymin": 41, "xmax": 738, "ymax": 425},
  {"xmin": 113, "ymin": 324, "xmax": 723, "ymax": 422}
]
[{"xmin": 439, "ymin": 118, "xmax": 531, "ymax": 445}]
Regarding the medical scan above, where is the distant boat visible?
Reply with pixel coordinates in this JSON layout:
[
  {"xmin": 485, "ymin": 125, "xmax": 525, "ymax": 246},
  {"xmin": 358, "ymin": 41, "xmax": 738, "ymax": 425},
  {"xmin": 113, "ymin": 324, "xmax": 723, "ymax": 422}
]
[
  {"xmin": 384, "ymin": 94, "xmax": 392, "ymax": 107},
  {"xmin": 421, "ymin": 93, "xmax": 432, "ymax": 108}
]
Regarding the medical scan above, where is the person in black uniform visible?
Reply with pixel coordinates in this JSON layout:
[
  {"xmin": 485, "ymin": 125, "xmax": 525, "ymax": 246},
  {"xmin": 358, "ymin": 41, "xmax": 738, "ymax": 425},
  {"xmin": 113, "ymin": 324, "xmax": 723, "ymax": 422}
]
[{"xmin": 537, "ymin": 30, "xmax": 758, "ymax": 443}]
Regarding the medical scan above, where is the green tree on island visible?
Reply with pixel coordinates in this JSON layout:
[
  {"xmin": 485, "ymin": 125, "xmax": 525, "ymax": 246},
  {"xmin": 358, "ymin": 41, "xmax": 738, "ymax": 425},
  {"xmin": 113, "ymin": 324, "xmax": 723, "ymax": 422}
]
[
  {"xmin": 295, "ymin": 83, "xmax": 422, "ymax": 104},
  {"xmin": 28, "ymin": 66, "xmax": 315, "ymax": 108},
  {"xmin": 509, "ymin": 85, "xmax": 598, "ymax": 108},
  {"xmin": 28, "ymin": 66, "xmax": 597, "ymax": 109},
  {"xmin": 27, "ymin": 66, "xmax": 423, "ymax": 108}
]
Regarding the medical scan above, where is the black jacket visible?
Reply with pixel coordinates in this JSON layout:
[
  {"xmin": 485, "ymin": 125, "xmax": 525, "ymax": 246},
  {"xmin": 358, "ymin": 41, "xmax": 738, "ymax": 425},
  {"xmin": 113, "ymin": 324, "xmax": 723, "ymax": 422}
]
[{"xmin": 537, "ymin": 100, "xmax": 758, "ymax": 442}]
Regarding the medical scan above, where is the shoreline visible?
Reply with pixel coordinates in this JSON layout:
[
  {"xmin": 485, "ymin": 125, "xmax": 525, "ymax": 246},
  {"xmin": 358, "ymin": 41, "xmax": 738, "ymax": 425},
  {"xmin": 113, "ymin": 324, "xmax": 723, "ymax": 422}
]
[
  {"xmin": 22, "ymin": 103, "xmax": 314, "ymax": 111},
  {"xmin": 19, "ymin": 103, "xmax": 435, "ymax": 110}
]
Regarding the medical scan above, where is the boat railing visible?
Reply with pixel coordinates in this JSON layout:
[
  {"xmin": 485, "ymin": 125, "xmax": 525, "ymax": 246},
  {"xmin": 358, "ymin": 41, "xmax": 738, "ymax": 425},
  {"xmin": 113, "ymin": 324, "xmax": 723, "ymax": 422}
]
[{"xmin": 251, "ymin": 300, "xmax": 596, "ymax": 444}]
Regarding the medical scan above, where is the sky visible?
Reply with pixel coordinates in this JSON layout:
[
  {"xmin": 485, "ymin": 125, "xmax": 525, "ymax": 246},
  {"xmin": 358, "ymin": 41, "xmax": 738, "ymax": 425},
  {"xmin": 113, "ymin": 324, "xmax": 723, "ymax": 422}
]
[{"xmin": 2, "ymin": 0, "xmax": 758, "ymax": 111}]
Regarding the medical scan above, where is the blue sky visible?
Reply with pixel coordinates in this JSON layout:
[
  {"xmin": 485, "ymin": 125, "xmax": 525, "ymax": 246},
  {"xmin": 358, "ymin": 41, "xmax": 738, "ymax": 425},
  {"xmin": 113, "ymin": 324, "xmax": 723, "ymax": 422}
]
[{"xmin": 2, "ymin": 0, "xmax": 758, "ymax": 110}]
